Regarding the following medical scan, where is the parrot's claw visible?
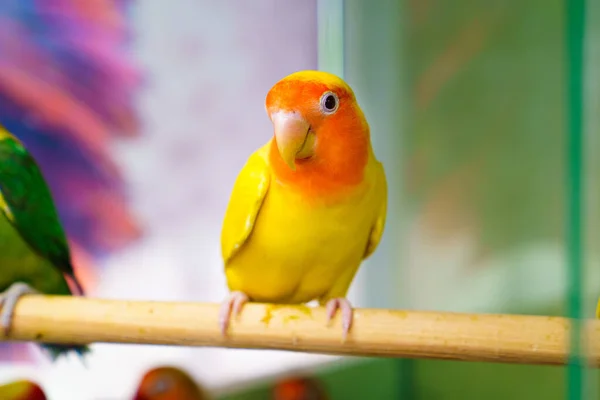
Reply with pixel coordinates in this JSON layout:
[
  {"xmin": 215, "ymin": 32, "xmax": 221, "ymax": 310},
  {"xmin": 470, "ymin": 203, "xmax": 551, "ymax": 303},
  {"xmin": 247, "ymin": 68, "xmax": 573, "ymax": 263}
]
[
  {"xmin": 0, "ymin": 282, "xmax": 39, "ymax": 336},
  {"xmin": 219, "ymin": 291, "xmax": 249, "ymax": 335},
  {"xmin": 325, "ymin": 297, "xmax": 354, "ymax": 340}
]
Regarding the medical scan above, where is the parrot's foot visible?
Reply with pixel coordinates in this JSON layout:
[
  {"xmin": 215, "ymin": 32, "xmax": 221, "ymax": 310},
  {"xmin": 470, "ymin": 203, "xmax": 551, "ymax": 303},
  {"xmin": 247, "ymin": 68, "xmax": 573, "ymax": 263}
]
[
  {"xmin": 325, "ymin": 297, "xmax": 353, "ymax": 340},
  {"xmin": 0, "ymin": 282, "xmax": 39, "ymax": 336},
  {"xmin": 219, "ymin": 291, "xmax": 249, "ymax": 335}
]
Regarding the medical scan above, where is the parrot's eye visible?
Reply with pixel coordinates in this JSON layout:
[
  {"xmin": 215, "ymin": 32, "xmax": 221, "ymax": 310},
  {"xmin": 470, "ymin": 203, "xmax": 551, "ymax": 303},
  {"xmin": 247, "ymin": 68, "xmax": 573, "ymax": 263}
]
[{"xmin": 320, "ymin": 91, "xmax": 339, "ymax": 114}]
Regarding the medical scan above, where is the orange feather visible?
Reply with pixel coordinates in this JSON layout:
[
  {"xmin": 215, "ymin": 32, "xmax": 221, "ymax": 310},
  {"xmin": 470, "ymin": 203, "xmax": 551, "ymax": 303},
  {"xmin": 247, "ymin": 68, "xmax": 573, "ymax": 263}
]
[{"xmin": 266, "ymin": 73, "xmax": 370, "ymax": 200}]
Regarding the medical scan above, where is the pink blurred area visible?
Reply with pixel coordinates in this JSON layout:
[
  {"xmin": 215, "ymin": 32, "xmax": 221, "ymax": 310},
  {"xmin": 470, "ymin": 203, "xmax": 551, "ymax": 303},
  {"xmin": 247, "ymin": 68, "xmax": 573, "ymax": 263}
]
[{"xmin": 0, "ymin": 0, "xmax": 141, "ymax": 362}]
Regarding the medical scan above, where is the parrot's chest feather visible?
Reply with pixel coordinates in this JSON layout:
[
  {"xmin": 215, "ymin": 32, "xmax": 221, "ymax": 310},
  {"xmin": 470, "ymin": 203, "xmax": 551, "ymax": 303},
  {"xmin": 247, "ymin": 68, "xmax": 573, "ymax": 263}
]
[
  {"xmin": 268, "ymin": 177, "xmax": 372, "ymax": 239},
  {"xmin": 228, "ymin": 176, "xmax": 378, "ymax": 303}
]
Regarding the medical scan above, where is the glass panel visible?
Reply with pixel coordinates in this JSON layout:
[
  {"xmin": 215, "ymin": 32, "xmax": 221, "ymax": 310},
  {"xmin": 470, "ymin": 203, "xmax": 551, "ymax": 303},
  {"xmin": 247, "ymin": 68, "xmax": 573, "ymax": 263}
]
[
  {"xmin": 565, "ymin": 0, "xmax": 587, "ymax": 399},
  {"xmin": 390, "ymin": 0, "xmax": 593, "ymax": 398},
  {"xmin": 582, "ymin": 0, "xmax": 600, "ymax": 398},
  {"xmin": 344, "ymin": 0, "xmax": 410, "ymax": 397}
]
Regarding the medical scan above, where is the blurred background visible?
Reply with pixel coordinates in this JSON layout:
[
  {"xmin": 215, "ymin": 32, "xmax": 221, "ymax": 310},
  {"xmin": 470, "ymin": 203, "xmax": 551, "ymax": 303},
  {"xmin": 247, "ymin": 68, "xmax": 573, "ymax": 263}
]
[{"xmin": 0, "ymin": 0, "xmax": 598, "ymax": 399}]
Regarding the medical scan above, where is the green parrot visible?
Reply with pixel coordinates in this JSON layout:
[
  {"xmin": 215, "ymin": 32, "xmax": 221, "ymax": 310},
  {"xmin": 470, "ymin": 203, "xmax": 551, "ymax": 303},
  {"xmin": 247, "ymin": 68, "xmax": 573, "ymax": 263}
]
[{"xmin": 0, "ymin": 125, "xmax": 90, "ymax": 360}]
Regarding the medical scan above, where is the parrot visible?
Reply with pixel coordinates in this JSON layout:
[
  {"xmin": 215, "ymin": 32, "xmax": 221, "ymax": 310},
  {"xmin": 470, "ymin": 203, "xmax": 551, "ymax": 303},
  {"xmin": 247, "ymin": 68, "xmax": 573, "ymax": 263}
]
[
  {"xmin": 0, "ymin": 380, "xmax": 47, "ymax": 400},
  {"xmin": 132, "ymin": 366, "xmax": 212, "ymax": 400},
  {"xmin": 219, "ymin": 70, "xmax": 388, "ymax": 338},
  {"xmin": 0, "ymin": 125, "xmax": 89, "ymax": 361},
  {"xmin": 272, "ymin": 375, "xmax": 329, "ymax": 400}
]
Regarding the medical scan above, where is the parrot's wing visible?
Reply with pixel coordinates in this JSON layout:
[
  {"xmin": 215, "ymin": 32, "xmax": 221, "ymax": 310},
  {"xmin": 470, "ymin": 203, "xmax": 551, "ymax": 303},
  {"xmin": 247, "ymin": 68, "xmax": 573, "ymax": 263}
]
[
  {"xmin": 0, "ymin": 134, "xmax": 75, "ymax": 278},
  {"xmin": 221, "ymin": 145, "xmax": 271, "ymax": 265},
  {"xmin": 363, "ymin": 160, "xmax": 388, "ymax": 259}
]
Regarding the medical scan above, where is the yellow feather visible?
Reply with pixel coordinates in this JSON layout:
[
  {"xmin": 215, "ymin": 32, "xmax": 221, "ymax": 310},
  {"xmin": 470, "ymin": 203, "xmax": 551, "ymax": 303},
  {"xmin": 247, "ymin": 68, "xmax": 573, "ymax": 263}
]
[
  {"xmin": 282, "ymin": 70, "xmax": 354, "ymax": 93},
  {"xmin": 221, "ymin": 143, "xmax": 387, "ymax": 305},
  {"xmin": 363, "ymin": 159, "xmax": 387, "ymax": 259},
  {"xmin": 221, "ymin": 144, "xmax": 271, "ymax": 265},
  {"xmin": 0, "ymin": 125, "xmax": 16, "ymax": 222},
  {"xmin": 0, "ymin": 125, "xmax": 18, "ymax": 141},
  {"xmin": 0, "ymin": 191, "xmax": 14, "ymax": 222}
]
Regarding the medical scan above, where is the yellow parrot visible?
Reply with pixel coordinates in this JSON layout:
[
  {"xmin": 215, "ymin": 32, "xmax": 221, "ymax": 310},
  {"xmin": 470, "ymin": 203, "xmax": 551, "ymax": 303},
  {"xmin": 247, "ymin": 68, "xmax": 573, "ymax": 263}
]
[{"xmin": 219, "ymin": 70, "xmax": 387, "ymax": 338}]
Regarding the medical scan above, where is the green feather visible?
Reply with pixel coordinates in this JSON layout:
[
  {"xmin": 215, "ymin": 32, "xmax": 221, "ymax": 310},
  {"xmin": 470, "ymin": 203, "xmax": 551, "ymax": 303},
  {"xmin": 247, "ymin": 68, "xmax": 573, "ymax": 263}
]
[
  {"xmin": 0, "ymin": 138, "xmax": 81, "ymax": 290},
  {"xmin": 0, "ymin": 135, "xmax": 89, "ymax": 359}
]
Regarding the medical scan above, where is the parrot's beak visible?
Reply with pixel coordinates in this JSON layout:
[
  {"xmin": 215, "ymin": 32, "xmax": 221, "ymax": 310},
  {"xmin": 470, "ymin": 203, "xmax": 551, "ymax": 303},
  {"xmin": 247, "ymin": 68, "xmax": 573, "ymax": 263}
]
[{"xmin": 271, "ymin": 111, "xmax": 312, "ymax": 171}]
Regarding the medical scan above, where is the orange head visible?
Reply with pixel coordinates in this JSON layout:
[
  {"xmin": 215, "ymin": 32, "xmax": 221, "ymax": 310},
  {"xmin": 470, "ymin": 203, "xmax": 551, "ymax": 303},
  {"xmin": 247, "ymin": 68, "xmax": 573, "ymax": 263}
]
[
  {"xmin": 133, "ymin": 366, "xmax": 210, "ymax": 400},
  {"xmin": 266, "ymin": 70, "xmax": 370, "ymax": 197},
  {"xmin": 272, "ymin": 376, "xmax": 329, "ymax": 400}
]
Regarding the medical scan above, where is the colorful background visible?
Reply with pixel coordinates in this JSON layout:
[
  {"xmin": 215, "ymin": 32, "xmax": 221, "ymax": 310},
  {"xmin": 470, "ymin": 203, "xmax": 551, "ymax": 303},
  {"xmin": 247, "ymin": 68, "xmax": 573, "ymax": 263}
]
[{"xmin": 0, "ymin": 0, "xmax": 598, "ymax": 399}]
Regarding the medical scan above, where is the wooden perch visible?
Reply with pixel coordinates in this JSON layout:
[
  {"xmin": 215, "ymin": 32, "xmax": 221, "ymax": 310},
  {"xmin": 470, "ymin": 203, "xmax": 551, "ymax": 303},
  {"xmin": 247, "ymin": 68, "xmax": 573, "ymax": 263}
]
[{"xmin": 3, "ymin": 295, "xmax": 600, "ymax": 366}]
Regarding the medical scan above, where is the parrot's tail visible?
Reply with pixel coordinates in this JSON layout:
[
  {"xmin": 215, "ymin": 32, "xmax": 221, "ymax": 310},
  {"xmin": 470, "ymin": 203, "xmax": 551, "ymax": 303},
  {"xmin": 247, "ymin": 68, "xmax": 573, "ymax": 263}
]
[{"xmin": 41, "ymin": 343, "xmax": 91, "ymax": 364}]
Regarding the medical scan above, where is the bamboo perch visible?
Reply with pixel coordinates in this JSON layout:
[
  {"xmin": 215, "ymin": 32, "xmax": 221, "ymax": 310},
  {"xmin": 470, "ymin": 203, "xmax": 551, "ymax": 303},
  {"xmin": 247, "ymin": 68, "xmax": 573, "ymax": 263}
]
[{"xmin": 2, "ymin": 295, "xmax": 600, "ymax": 366}]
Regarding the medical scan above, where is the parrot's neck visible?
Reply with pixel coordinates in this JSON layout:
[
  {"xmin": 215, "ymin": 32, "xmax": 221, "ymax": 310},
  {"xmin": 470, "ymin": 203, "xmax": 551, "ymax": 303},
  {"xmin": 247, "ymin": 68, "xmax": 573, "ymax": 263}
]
[{"xmin": 268, "ymin": 130, "xmax": 370, "ymax": 199}]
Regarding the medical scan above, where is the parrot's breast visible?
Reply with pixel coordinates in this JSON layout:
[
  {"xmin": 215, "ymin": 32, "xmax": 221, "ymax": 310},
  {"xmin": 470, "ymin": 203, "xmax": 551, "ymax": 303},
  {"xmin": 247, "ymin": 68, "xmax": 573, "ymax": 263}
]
[
  {"xmin": 0, "ymin": 208, "xmax": 70, "ymax": 294},
  {"xmin": 224, "ymin": 163, "xmax": 382, "ymax": 304}
]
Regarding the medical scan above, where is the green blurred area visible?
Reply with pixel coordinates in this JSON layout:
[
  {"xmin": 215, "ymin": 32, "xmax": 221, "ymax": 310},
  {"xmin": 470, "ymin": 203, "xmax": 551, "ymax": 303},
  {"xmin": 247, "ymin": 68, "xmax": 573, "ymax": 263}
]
[
  {"xmin": 221, "ymin": 358, "xmax": 573, "ymax": 400},
  {"xmin": 405, "ymin": 0, "xmax": 565, "ymax": 269}
]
